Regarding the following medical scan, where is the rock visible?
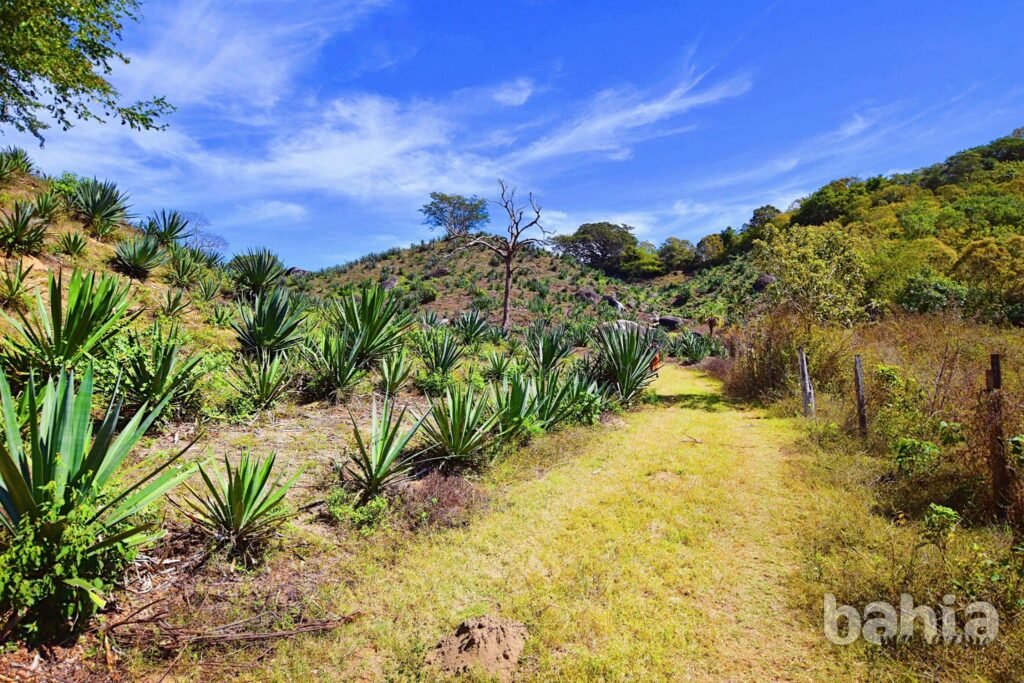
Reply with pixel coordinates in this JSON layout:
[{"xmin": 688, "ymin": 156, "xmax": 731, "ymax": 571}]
[
  {"xmin": 598, "ymin": 319, "xmax": 646, "ymax": 334},
  {"xmin": 658, "ymin": 315, "xmax": 684, "ymax": 331},
  {"xmin": 575, "ymin": 287, "xmax": 600, "ymax": 304},
  {"xmin": 425, "ymin": 616, "xmax": 528, "ymax": 682},
  {"xmin": 603, "ymin": 294, "xmax": 625, "ymax": 311},
  {"xmin": 426, "ymin": 267, "xmax": 450, "ymax": 279},
  {"xmin": 672, "ymin": 293, "xmax": 690, "ymax": 307},
  {"xmin": 381, "ymin": 275, "xmax": 398, "ymax": 290},
  {"xmin": 753, "ymin": 273, "xmax": 777, "ymax": 292}
]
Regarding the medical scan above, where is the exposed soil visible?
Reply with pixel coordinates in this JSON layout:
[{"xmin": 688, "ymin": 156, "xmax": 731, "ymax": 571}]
[{"xmin": 424, "ymin": 616, "xmax": 528, "ymax": 682}]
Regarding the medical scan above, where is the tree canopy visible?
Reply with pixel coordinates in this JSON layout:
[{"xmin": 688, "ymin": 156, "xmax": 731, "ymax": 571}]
[
  {"xmin": 420, "ymin": 192, "xmax": 490, "ymax": 235},
  {"xmin": 0, "ymin": 0, "xmax": 173, "ymax": 143}
]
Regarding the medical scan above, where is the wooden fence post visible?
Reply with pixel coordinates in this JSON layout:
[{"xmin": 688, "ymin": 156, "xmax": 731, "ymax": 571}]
[
  {"xmin": 854, "ymin": 355, "xmax": 868, "ymax": 437},
  {"xmin": 798, "ymin": 346, "xmax": 815, "ymax": 418},
  {"xmin": 987, "ymin": 353, "xmax": 1011, "ymax": 521}
]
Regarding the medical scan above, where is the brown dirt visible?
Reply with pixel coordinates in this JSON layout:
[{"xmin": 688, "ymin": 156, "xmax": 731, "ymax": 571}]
[{"xmin": 424, "ymin": 616, "xmax": 528, "ymax": 682}]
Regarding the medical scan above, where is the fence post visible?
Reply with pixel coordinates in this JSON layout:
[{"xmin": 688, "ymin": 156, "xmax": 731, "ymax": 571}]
[
  {"xmin": 854, "ymin": 355, "xmax": 868, "ymax": 437},
  {"xmin": 798, "ymin": 346, "xmax": 815, "ymax": 418},
  {"xmin": 987, "ymin": 353, "xmax": 1011, "ymax": 521}
]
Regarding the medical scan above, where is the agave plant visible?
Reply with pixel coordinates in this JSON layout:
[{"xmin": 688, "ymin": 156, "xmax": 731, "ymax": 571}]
[
  {"xmin": 32, "ymin": 191, "xmax": 59, "ymax": 224},
  {"xmin": 232, "ymin": 287, "xmax": 306, "ymax": 357},
  {"xmin": 0, "ymin": 269, "xmax": 138, "ymax": 381},
  {"xmin": 55, "ymin": 232, "xmax": 88, "ymax": 258},
  {"xmin": 113, "ymin": 235, "xmax": 167, "ymax": 280},
  {"xmin": 159, "ymin": 288, "xmax": 190, "ymax": 317},
  {"xmin": 418, "ymin": 310, "xmax": 440, "ymax": 329},
  {"xmin": 0, "ymin": 260, "xmax": 32, "ymax": 311},
  {"xmin": 534, "ymin": 371, "xmax": 602, "ymax": 428},
  {"xmin": 229, "ymin": 248, "xmax": 287, "ymax": 299},
  {"xmin": 378, "ymin": 348, "xmax": 412, "ymax": 394},
  {"xmin": 195, "ymin": 275, "xmax": 222, "ymax": 303},
  {"xmin": 525, "ymin": 322, "xmax": 573, "ymax": 378},
  {"xmin": 593, "ymin": 325, "xmax": 659, "ymax": 406},
  {"xmin": 183, "ymin": 451, "xmax": 300, "ymax": 561},
  {"xmin": 345, "ymin": 396, "xmax": 427, "ymax": 505},
  {"xmin": 303, "ymin": 331, "xmax": 365, "ymax": 402},
  {"xmin": 667, "ymin": 330, "xmax": 713, "ymax": 364},
  {"xmin": 143, "ymin": 209, "xmax": 190, "ymax": 246},
  {"xmin": 167, "ymin": 246, "xmax": 203, "ymax": 288},
  {"xmin": 327, "ymin": 281, "xmax": 414, "ymax": 369},
  {"xmin": 71, "ymin": 178, "xmax": 129, "ymax": 238},
  {"xmin": 210, "ymin": 304, "xmax": 234, "ymax": 327},
  {"xmin": 0, "ymin": 146, "xmax": 34, "ymax": 178},
  {"xmin": 228, "ymin": 352, "xmax": 293, "ymax": 413},
  {"xmin": 419, "ymin": 328, "xmax": 465, "ymax": 376},
  {"xmin": 123, "ymin": 322, "xmax": 202, "ymax": 419},
  {"xmin": 0, "ymin": 201, "xmax": 47, "ymax": 257},
  {"xmin": 454, "ymin": 309, "xmax": 490, "ymax": 345},
  {"xmin": 482, "ymin": 350, "xmax": 515, "ymax": 381},
  {"xmin": 0, "ymin": 367, "xmax": 197, "ymax": 619},
  {"xmin": 420, "ymin": 385, "xmax": 499, "ymax": 463},
  {"xmin": 490, "ymin": 373, "xmax": 539, "ymax": 442}
]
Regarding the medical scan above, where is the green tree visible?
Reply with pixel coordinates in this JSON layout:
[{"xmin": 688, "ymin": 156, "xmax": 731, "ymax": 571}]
[
  {"xmin": 419, "ymin": 192, "xmax": 489, "ymax": 235},
  {"xmin": 551, "ymin": 222, "xmax": 638, "ymax": 273},
  {"xmin": 0, "ymin": 0, "xmax": 173, "ymax": 142},
  {"xmin": 619, "ymin": 241, "xmax": 664, "ymax": 278},
  {"xmin": 658, "ymin": 237, "xmax": 696, "ymax": 271},
  {"xmin": 694, "ymin": 233, "xmax": 725, "ymax": 264},
  {"xmin": 742, "ymin": 205, "xmax": 781, "ymax": 242}
]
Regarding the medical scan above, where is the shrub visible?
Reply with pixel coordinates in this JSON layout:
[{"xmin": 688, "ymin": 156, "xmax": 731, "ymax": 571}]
[
  {"xmin": 70, "ymin": 178, "xmax": 129, "ymax": 238},
  {"xmin": 378, "ymin": 348, "xmax": 412, "ymax": 394},
  {"xmin": 229, "ymin": 248, "xmax": 287, "ymax": 299},
  {"xmin": 143, "ymin": 209, "xmax": 190, "ymax": 246},
  {"xmin": 420, "ymin": 385, "xmax": 498, "ymax": 464},
  {"xmin": 123, "ymin": 322, "xmax": 202, "ymax": 421},
  {"xmin": 232, "ymin": 288, "xmax": 306, "ymax": 357},
  {"xmin": 0, "ymin": 367, "xmax": 195, "ymax": 641},
  {"xmin": 327, "ymin": 491, "xmax": 390, "ymax": 534},
  {"xmin": 344, "ymin": 396, "xmax": 427, "ymax": 505},
  {"xmin": 0, "ymin": 201, "xmax": 47, "ymax": 257},
  {"xmin": 113, "ymin": 235, "xmax": 167, "ymax": 280},
  {"xmin": 55, "ymin": 232, "xmax": 88, "ymax": 258},
  {"xmin": 592, "ymin": 325, "xmax": 658, "ymax": 406},
  {"xmin": 419, "ymin": 328, "xmax": 465, "ymax": 376},
  {"xmin": 183, "ymin": 451, "xmax": 300, "ymax": 563},
  {"xmin": 398, "ymin": 471, "xmax": 483, "ymax": 529},
  {"xmin": 228, "ymin": 352, "xmax": 292, "ymax": 414},
  {"xmin": 303, "ymin": 331, "xmax": 365, "ymax": 402},
  {"xmin": 0, "ymin": 269, "xmax": 138, "ymax": 382}
]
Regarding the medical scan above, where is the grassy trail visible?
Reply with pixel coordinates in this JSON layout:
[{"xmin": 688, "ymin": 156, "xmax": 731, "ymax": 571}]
[{"xmin": 229, "ymin": 366, "xmax": 860, "ymax": 681}]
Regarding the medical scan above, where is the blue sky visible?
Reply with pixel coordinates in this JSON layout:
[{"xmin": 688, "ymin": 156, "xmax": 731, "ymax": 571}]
[{"xmin": 11, "ymin": 0, "xmax": 1024, "ymax": 269}]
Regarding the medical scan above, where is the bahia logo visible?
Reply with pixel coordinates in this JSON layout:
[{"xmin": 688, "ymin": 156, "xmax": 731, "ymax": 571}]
[{"xmin": 824, "ymin": 594, "xmax": 998, "ymax": 645}]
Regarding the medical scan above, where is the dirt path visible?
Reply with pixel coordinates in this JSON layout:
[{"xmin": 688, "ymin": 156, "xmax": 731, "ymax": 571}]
[{"xmin": 226, "ymin": 366, "xmax": 860, "ymax": 681}]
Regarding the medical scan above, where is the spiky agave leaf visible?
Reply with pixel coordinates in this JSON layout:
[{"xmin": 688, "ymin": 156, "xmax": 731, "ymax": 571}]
[
  {"xmin": 378, "ymin": 348, "xmax": 412, "ymax": 394},
  {"xmin": 345, "ymin": 395, "xmax": 427, "ymax": 504},
  {"xmin": 419, "ymin": 385, "xmax": 499, "ymax": 463},
  {"xmin": 419, "ymin": 328, "xmax": 465, "ymax": 376},
  {"xmin": 143, "ymin": 209, "xmax": 190, "ymax": 246},
  {"xmin": 0, "ymin": 201, "xmax": 47, "ymax": 257},
  {"xmin": 232, "ymin": 287, "xmax": 306, "ymax": 357},
  {"xmin": 113, "ymin": 234, "xmax": 167, "ymax": 280},
  {"xmin": 593, "ymin": 325, "xmax": 659, "ymax": 406},
  {"xmin": 229, "ymin": 248, "xmax": 287, "ymax": 299},
  {"xmin": 71, "ymin": 178, "xmax": 129, "ymax": 238},
  {"xmin": 327, "ymin": 281, "xmax": 414, "ymax": 369}
]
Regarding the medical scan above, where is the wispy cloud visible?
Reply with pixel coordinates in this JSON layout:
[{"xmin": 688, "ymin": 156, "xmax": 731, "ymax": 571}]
[{"xmin": 491, "ymin": 78, "xmax": 535, "ymax": 106}]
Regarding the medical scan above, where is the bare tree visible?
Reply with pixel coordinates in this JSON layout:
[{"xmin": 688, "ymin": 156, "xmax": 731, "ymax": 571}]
[{"xmin": 441, "ymin": 180, "xmax": 549, "ymax": 330}]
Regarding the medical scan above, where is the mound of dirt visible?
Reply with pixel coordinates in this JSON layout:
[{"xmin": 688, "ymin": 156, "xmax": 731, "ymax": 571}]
[{"xmin": 425, "ymin": 616, "xmax": 528, "ymax": 681}]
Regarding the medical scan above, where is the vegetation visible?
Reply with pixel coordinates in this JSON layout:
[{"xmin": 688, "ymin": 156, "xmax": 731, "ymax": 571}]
[
  {"xmin": 112, "ymin": 234, "xmax": 167, "ymax": 280},
  {"xmin": 344, "ymin": 396, "xmax": 427, "ymax": 505}
]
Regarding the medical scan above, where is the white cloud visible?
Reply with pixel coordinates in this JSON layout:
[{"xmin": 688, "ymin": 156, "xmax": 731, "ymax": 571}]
[
  {"xmin": 491, "ymin": 78, "xmax": 535, "ymax": 107},
  {"xmin": 228, "ymin": 200, "xmax": 309, "ymax": 226}
]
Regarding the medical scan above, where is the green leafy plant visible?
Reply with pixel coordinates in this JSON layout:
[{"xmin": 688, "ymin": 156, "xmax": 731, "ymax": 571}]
[
  {"xmin": 303, "ymin": 331, "xmax": 365, "ymax": 402},
  {"xmin": 526, "ymin": 322, "xmax": 573, "ymax": 378},
  {"xmin": 123, "ymin": 322, "xmax": 202, "ymax": 420},
  {"xmin": 167, "ymin": 246, "xmax": 203, "ymax": 289},
  {"xmin": 232, "ymin": 287, "xmax": 306, "ymax": 357},
  {"xmin": 345, "ymin": 396, "xmax": 427, "ymax": 505},
  {"xmin": 70, "ymin": 178, "xmax": 129, "ymax": 239},
  {"xmin": 228, "ymin": 352, "xmax": 292, "ymax": 414},
  {"xmin": 143, "ymin": 209, "xmax": 190, "ymax": 246},
  {"xmin": 31, "ymin": 191, "xmax": 59, "ymax": 224},
  {"xmin": 210, "ymin": 305, "xmax": 234, "ymax": 327},
  {"xmin": 420, "ymin": 385, "xmax": 498, "ymax": 464},
  {"xmin": 454, "ymin": 308, "xmax": 491, "ymax": 345},
  {"xmin": 592, "ymin": 325, "xmax": 658, "ymax": 406},
  {"xmin": 0, "ymin": 367, "xmax": 196, "ymax": 640},
  {"xmin": 893, "ymin": 438, "xmax": 939, "ymax": 475},
  {"xmin": 229, "ymin": 248, "xmax": 287, "ymax": 299},
  {"xmin": 0, "ymin": 260, "xmax": 32, "ymax": 311},
  {"xmin": 327, "ymin": 490, "xmax": 390, "ymax": 534},
  {"xmin": 666, "ymin": 330, "xmax": 713, "ymax": 364},
  {"xmin": 419, "ymin": 328, "xmax": 465, "ymax": 376},
  {"xmin": 195, "ymin": 275, "xmax": 222, "ymax": 303},
  {"xmin": 183, "ymin": 451, "xmax": 300, "ymax": 562},
  {"xmin": 482, "ymin": 350, "xmax": 515, "ymax": 381},
  {"xmin": 0, "ymin": 146, "xmax": 34, "ymax": 178},
  {"xmin": 112, "ymin": 234, "xmax": 167, "ymax": 280},
  {"xmin": 1, "ymin": 269, "xmax": 138, "ymax": 381},
  {"xmin": 55, "ymin": 232, "xmax": 88, "ymax": 258},
  {"xmin": 0, "ymin": 201, "xmax": 47, "ymax": 257},
  {"xmin": 327, "ymin": 281, "xmax": 413, "ymax": 369},
  {"xmin": 159, "ymin": 288, "xmax": 190, "ymax": 317},
  {"xmin": 378, "ymin": 348, "xmax": 412, "ymax": 394},
  {"xmin": 490, "ymin": 373, "xmax": 540, "ymax": 442}
]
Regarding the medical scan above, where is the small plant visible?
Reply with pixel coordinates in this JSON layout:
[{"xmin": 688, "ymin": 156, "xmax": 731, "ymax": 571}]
[
  {"xmin": 418, "ymin": 310, "xmax": 440, "ymax": 329},
  {"xmin": 893, "ymin": 438, "xmax": 939, "ymax": 475},
  {"xmin": 183, "ymin": 451, "xmax": 300, "ymax": 562},
  {"xmin": 922, "ymin": 503, "xmax": 961, "ymax": 548},
  {"xmin": 0, "ymin": 269, "xmax": 138, "ymax": 381},
  {"xmin": 454, "ymin": 309, "xmax": 491, "ymax": 345},
  {"xmin": 327, "ymin": 281, "xmax": 414, "ymax": 369},
  {"xmin": 228, "ymin": 352, "xmax": 293, "ymax": 414},
  {"xmin": 419, "ymin": 328, "xmax": 465, "ymax": 376},
  {"xmin": 229, "ymin": 248, "xmax": 287, "ymax": 299},
  {"xmin": 379, "ymin": 348, "xmax": 412, "ymax": 394},
  {"xmin": 0, "ymin": 366, "xmax": 196, "ymax": 640},
  {"xmin": 0, "ymin": 201, "xmax": 47, "ymax": 257},
  {"xmin": 32, "ymin": 192, "xmax": 59, "ymax": 224},
  {"xmin": 482, "ymin": 350, "xmax": 515, "ymax": 381},
  {"xmin": 327, "ymin": 490, "xmax": 390, "ymax": 534},
  {"xmin": 666, "ymin": 330, "xmax": 713, "ymax": 364},
  {"xmin": 123, "ymin": 322, "xmax": 202, "ymax": 420},
  {"xmin": 113, "ymin": 235, "xmax": 167, "ymax": 280},
  {"xmin": 232, "ymin": 287, "xmax": 306, "ymax": 357},
  {"xmin": 0, "ymin": 260, "xmax": 32, "ymax": 311},
  {"xmin": 592, "ymin": 325, "xmax": 659, "ymax": 406},
  {"xmin": 420, "ymin": 385, "xmax": 499, "ymax": 464},
  {"xmin": 143, "ymin": 209, "xmax": 190, "ymax": 246},
  {"xmin": 195, "ymin": 275, "xmax": 222, "ymax": 303},
  {"xmin": 70, "ymin": 178, "xmax": 129, "ymax": 239},
  {"xmin": 491, "ymin": 373, "xmax": 540, "ymax": 442},
  {"xmin": 167, "ymin": 246, "xmax": 203, "ymax": 288},
  {"xmin": 303, "ymin": 331, "xmax": 365, "ymax": 401},
  {"xmin": 0, "ymin": 146, "xmax": 34, "ymax": 180},
  {"xmin": 55, "ymin": 232, "xmax": 88, "ymax": 258},
  {"xmin": 159, "ymin": 288, "xmax": 190, "ymax": 317},
  {"xmin": 345, "ymin": 396, "xmax": 427, "ymax": 505},
  {"xmin": 210, "ymin": 305, "xmax": 234, "ymax": 327},
  {"xmin": 525, "ymin": 322, "xmax": 573, "ymax": 378}
]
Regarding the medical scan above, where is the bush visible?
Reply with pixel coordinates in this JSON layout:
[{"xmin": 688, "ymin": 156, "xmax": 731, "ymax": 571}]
[
  {"xmin": 327, "ymin": 281, "xmax": 413, "ymax": 369},
  {"xmin": 303, "ymin": 331, "xmax": 365, "ymax": 402},
  {"xmin": 398, "ymin": 471, "xmax": 483, "ymax": 529},
  {"xmin": 143, "ymin": 209, "xmax": 190, "ymax": 246},
  {"xmin": 229, "ymin": 248, "xmax": 287, "ymax": 299},
  {"xmin": 113, "ymin": 234, "xmax": 167, "ymax": 280},
  {"xmin": 70, "ymin": 178, "xmax": 129, "ymax": 239},
  {"xmin": 327, "ymin": 490, "xmax": 390, "ymax": 535},
  {"xmin": 228, "ymin": 352, "xmax": 293, "ymax": 414},
  {"xmin": 591, "ymin": 325, "xmax": 658, "ymax": 406},
  {"xmin": 0, "ymin": 201, "xmax": 47, "ymax": 257},
  {"xmin": 233, "ymin": 287, "xmax": 307, "ymax": 357},
  {"xmin": 420, "ymin": 385, "xmax": 498, "ymax": 464},
  {"xmin": 55, "ymin": 232, "xmax": 88, "ymax": 258}
]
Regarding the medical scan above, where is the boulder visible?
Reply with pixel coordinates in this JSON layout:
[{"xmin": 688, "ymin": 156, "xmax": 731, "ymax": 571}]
[
  {"xmin": 575, "ymin": 287, "xmax": 600, "ymax": 304},
  {"xmin": 425, "ymin": 616, "xmax": 528, "ymax": 682},
  {"xmin": 426, "ymin": 267, "xmax": 450, "ymax": 279},
  {"xmin": 603, "ymin": 294, "xmax": 625, "ymax": 311},
  {"xmin": 381, "ymin": 275, "xmax": 398, "ymax": 290},
  {"xmin": 658, "ymin": 315, "xmax": 684, "ymax": 331},
  {"xmin": 753, "ymin": 273, "xmax": 777, "ymax": 292}
]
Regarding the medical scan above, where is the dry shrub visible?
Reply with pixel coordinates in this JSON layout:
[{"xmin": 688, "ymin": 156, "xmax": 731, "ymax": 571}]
[{"xmin": 398, "ymin": 471, "xmax": 485, "ymax": 529}]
